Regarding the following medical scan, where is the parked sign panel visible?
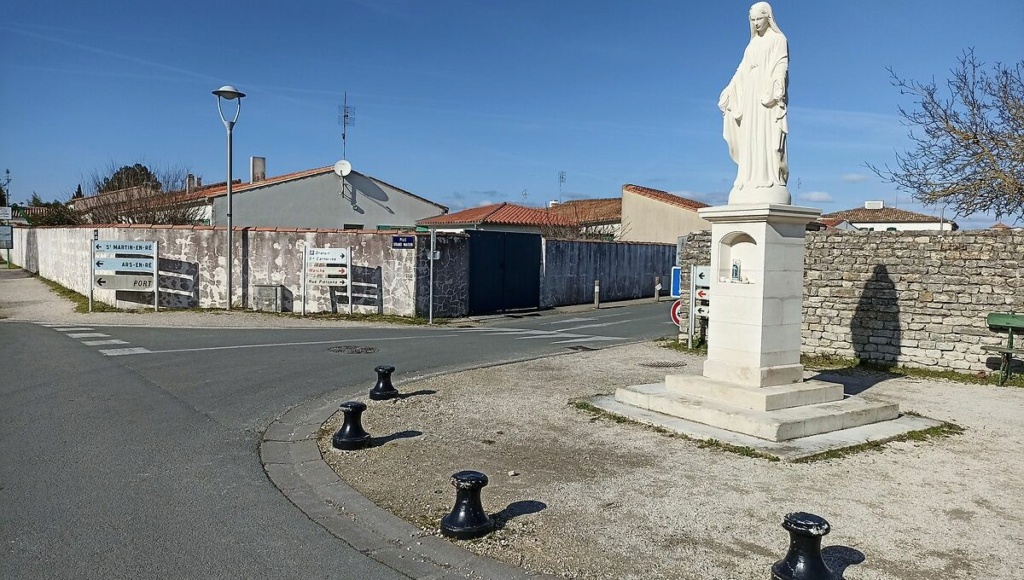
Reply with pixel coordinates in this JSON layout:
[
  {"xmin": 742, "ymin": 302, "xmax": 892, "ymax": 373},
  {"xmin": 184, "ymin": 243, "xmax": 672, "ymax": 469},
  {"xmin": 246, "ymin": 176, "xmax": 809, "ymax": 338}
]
[{"xmin": 0, "ymin": 207, "xmax": 11, "ymax": 220}]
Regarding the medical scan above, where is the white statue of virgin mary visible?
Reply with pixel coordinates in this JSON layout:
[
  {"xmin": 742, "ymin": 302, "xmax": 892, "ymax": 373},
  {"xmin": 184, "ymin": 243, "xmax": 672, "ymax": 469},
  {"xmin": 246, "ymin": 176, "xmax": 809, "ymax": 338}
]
[{"xmin": 718, "ymin": 2, "xmax": 790, "ymax": 205}]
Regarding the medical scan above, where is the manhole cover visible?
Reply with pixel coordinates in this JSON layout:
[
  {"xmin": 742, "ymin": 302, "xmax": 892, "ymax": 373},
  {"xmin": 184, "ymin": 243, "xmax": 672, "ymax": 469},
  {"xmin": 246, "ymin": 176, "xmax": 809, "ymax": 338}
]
[
  {"xmin": 638, "ymin": 360, "xmax": 688, "ymax": 368},
  {"xmin": 328, "ymin": 345, "xmax": 379, "ymax": 354}
]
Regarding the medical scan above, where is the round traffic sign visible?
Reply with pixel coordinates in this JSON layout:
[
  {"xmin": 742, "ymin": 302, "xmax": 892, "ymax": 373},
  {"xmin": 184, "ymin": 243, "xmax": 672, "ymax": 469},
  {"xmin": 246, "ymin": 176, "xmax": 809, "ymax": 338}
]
[{"xmin": 669, "ymin": 299, "xmax": 685, "ymax": 326}]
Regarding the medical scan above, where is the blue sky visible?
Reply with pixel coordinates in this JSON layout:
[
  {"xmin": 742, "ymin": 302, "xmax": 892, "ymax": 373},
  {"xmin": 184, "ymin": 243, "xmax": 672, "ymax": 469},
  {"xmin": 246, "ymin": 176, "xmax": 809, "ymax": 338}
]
[{"xmin": 2, "ymin": 1, "xmax": 1022, "ymax": 229}]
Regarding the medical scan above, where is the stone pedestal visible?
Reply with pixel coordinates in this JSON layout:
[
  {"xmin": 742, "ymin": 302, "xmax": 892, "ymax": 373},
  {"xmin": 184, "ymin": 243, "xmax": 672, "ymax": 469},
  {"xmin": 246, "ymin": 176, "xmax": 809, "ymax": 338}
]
[
  {"xmin": 597, "ymin": 202, "xmax": 922, "ymax": 458},
  {"xmin": 699, "ymin": 203, "xmax": 820, "ymax": 387}
]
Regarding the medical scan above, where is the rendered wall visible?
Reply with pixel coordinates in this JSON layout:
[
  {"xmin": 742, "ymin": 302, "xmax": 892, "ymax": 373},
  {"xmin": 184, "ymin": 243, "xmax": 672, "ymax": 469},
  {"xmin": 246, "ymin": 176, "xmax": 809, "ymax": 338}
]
[
  {"xmin": 677, "ymin": 229, "xmax": 1024, "ymax": 374},
  {"xmin": 618, "ymin": 190, "xmax": 712, "ymax": 243},
  {"xmin": 541, "ymin": 239, "xmax": 676, "ymax": 308}
]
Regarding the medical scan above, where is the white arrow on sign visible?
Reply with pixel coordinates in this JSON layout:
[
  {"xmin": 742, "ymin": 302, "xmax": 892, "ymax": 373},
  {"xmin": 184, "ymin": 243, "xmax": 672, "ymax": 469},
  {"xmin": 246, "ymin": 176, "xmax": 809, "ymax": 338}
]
[
  {"xmin": 695, "ymin": 288, "xmax": 710, "ymax": 300},
  {"xmin": 94, "ymin": 275, "xmax": 156, "ymax": 291}
]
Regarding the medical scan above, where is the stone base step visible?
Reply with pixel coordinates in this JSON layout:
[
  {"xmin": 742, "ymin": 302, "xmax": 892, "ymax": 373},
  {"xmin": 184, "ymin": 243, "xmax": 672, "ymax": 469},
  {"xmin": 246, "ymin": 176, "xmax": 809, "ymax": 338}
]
[
  {"xmin": 664, "ymin": 374, "xmax": 843, "ymax": 411},
  {"xmin": 615, "ymin": 382, "xmax": 899, "ymax": 442}
]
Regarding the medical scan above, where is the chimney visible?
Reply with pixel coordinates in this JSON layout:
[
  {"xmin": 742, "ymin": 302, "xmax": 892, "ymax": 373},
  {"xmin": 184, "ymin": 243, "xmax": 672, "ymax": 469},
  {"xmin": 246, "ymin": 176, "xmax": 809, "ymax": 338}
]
[
  {"xmin": 250, "ymin": 156, "xmax": 266, "ymax": 183},
  {"xmin": 186, "ymin": 173, "xmax": 195, "ymax": 192},
  {"xmin": 196, "ymin": 176, "xmax": 202, "ymax": 187},
  {"xmin": 548, "ymin": 200, "xmax": 559, "ymax": 208}
]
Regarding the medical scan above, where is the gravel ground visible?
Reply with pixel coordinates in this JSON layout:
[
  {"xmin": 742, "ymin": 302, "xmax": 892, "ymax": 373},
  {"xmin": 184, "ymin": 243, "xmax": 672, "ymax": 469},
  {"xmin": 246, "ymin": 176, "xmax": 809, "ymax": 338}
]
[{"xmin": 319, "ymin": 342, "xmax": 1024, "ymax": 580}]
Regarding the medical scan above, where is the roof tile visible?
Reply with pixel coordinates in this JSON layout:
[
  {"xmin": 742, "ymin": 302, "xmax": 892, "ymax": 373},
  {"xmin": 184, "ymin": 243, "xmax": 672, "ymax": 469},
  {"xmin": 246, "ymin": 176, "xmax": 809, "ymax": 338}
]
[
  {"xmin": 418, "ymin": 202, "xmax": 577, "ymax": 227},
  {"xmin": 623, "ymin": 185, "xmax": 709, "ymax": 211}
]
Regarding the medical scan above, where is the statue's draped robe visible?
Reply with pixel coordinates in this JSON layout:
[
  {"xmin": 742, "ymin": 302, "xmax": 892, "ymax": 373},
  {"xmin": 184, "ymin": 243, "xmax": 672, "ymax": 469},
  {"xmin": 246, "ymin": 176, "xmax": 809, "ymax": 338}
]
[{"xmin": 720, "ymin": 28, "xmax": 789, "ymax": 192}]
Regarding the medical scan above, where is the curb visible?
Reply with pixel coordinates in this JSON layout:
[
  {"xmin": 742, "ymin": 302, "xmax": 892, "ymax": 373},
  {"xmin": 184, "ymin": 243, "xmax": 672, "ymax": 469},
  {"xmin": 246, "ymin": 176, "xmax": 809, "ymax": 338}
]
[{"xmin": 260, "ymin": 390, "xmax": 554, "ymax": 580}]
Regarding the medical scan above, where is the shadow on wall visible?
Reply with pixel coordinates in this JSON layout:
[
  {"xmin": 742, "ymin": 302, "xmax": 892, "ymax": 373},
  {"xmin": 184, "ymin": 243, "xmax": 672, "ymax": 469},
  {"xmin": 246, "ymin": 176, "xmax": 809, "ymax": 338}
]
[
  {"xmin": 326, "ymin": 265, "xmax": 383, "ymax": 314},
  {"xmin": 851, "ymin": 264, "xmax": 901, "ymax": 365},
  {"xmin": 116, "ymin": 258, "xmax": 201, "ymax": 308}
]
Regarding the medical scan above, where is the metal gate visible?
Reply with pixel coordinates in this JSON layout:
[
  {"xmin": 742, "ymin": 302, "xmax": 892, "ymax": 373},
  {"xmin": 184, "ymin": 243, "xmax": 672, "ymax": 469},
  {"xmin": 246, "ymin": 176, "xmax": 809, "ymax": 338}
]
[{"xmin": 467, "ymin": 231, "xmax": 541, "ymax": 315}]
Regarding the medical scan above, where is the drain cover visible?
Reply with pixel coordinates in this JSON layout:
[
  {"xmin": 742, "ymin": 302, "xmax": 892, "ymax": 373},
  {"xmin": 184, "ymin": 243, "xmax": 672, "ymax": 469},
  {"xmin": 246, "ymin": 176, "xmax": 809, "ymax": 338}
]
[
  {"xmin": 638, "ymin": 360, "xmax": 688, "ymax": 368},
  {"xmin": 328, "ymin": 345, "xmax": 379, "ymax": 354}
]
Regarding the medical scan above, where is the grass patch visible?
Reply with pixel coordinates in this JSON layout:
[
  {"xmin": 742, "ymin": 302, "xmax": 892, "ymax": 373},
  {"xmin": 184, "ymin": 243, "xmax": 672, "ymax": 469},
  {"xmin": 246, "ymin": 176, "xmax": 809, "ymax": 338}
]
[
  {"xmin": 571, "ymin": 399, "xmax": 780, "ymax": 461},
  {"xmin": 34, "ymin": 275, "xmax": 121, "ymax": 313},
  {"xmin": 655, "ymin": 337, "xmax": 706, "ymax": 355},
  {"xmin": 795, "ymin": 418, "xmax": 965, "ymax": 463}
]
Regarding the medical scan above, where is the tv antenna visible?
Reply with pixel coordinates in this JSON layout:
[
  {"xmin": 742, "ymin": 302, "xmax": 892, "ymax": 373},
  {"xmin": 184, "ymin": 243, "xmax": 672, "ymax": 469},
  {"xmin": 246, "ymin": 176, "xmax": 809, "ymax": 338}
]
[
  {"xmin": 338, "ymin": 92, "xmax": 355, "ymax": 159},
  {"xmin": 520, "ymin": 189, "xmax": 528, "ymax": 203},
  {"xmin": 558, "ymin": 171, "xmax": 566, "ymax": 203}
]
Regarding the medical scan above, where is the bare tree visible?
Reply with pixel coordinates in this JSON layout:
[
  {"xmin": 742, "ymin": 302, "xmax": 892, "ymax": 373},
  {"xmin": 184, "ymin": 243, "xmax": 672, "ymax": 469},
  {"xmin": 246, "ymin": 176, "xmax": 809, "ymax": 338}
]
[
  {"xmin": 79, "ymin": 162, "xmax": 207, "ymax": 225},
  {"xmin": 869, "ymin": 50, "xmax": 1024, "ymax": 222}
]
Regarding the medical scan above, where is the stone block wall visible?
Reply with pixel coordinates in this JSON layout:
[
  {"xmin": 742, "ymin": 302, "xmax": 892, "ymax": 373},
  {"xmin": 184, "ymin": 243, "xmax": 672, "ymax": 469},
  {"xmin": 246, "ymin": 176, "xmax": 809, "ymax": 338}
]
[{"xmin": 677, "ymin": 229, "xmax": 1024, "ymax": 374}]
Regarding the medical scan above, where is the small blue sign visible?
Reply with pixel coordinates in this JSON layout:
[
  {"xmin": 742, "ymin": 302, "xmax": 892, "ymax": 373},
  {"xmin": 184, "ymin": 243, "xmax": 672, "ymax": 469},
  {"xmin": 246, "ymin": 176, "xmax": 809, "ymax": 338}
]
[
  {"xmin": 392, "ymin": 235, "xmax": 415, "ymax": 249},
  {"xmin": 670, "ymin": 266, "xmax": 682, "ymax": 298}
]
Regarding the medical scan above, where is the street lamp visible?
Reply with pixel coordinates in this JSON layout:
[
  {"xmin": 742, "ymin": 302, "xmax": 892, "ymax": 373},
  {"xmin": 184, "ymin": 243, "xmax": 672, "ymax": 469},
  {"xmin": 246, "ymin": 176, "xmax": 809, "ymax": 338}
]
[{"xmin": 213, "ymin": 85, "xmax": 245, "ymax": 310}]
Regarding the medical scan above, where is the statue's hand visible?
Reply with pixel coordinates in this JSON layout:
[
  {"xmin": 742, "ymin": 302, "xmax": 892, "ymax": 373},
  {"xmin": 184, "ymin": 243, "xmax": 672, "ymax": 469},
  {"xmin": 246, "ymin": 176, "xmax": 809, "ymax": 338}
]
[{"xmin": 761, "ymin": 95, "xmax": 777, "ymax": 108}]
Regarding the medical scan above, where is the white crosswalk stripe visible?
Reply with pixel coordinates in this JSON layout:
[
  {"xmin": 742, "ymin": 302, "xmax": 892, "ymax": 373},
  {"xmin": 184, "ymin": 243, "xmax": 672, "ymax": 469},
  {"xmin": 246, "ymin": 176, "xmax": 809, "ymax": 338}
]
[
  {"xmin": 99, "ymin": 347, "xmax": 151, "ymax": 356},
  {"xmin": 81, "ymin": 339, "xmax": 130, "ymax": 346},
  {"xmin": 67, "ymin": 333, "xmax": 110, "ymax": 339}
]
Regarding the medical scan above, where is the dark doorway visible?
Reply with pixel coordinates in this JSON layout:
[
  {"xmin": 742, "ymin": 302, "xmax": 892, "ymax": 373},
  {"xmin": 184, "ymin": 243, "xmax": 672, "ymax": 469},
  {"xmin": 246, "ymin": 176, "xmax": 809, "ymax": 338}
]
[{"xmin": 466, "ymin": 231, "xmax": 541, "ymax": 315}]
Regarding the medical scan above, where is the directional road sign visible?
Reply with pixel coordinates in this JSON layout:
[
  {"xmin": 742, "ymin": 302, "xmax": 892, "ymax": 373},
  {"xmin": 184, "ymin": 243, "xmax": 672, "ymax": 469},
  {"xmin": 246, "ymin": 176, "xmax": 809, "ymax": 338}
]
[
  {"xmin": 0, "ymin": 225, "xmax": 12, "ymax": 250},
  {"xmin": 695, "ymin": 288, "xmax": 710, "ymax": 301},
  {"xmin": 94, "ymin": 240, "xmax": 156, "ymax": 255},
  {"xmin": 94, "ymin": 258, "xmax": 155, "ymax": 272},
  {"xmin": 695, "ymin": 305, "xmax": 711, "ymax": 318},
  {"xmin": 0, "ymin": 207, "xmax": 11, "ymax": 220},
  {"xmin": 305, "ymin": 277, "xmax": 349, "ymax": 287},
  {"xmin": 694, "ymin": 266, "xmax": 710, "ymax": 287},
  {"xmin": 305, "ymin": 247, "xmax": 348, "ymax": 263},
  {"xmin": 306, "ymin": 265, "xmax": 347, "ymax": 275},
  {"xmin": 94, "ymin": 275, "xmax": 156, "ymax": 290}
]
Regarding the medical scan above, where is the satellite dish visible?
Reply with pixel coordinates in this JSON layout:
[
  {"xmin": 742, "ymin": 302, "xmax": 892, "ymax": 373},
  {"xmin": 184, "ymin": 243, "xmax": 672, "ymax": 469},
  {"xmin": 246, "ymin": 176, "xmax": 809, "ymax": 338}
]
[{"xmin": 333, "ymin": 160, "xmax": 352, "ymax": 177}]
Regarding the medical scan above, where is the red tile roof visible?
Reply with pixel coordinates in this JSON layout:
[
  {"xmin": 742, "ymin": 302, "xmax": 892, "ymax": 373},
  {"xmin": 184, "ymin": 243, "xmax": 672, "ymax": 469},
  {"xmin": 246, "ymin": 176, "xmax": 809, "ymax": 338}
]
[
  {"xmin": 622, "ymin": 185, "xmax": 710, "ymax": 211},
  {"xmin": 418, "ymin": 202, "xmax": 576, "ymax": 227},
  {"xmin": 821, "ymin": 206, "xmax": 945, "ymax": 223},
  {"xmin": 546, "ymin": 198, "xmax": 621, "ymax": 225}
]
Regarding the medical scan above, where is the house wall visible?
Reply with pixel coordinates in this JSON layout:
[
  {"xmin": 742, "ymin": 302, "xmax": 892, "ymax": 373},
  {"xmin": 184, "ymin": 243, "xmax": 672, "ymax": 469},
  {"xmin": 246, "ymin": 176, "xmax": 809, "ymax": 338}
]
[
  {"xmin": 677, "ymin": 228, "xmax": 1024, "ymax": 375},
  {"xmin": 618, "ymin": 190, "xmax": 712, "ymax": 243},
  {"xmin": 541, "ymin": 239, "xmax": 676, "ymax": 307},
  {"xmin": 211, "ymin": 172, "xmax": 445, "ymax": 231}
]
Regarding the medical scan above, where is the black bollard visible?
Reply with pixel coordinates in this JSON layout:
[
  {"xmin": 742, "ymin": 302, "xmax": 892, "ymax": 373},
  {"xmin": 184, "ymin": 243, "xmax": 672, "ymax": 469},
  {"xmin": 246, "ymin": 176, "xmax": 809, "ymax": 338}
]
[
  {"xmin": 331, "ymin": 401, "xmax": 371, "ymax": 450},
  {"xmin": 440, "ymin": 470, "xmax": 493, "ymax": 540},
  {"xmin": 369, "ymin": 365, "xmax": 399, "ymax": 400},
  {"xmin": 771, "ymin": 512, "xmax": 837, "ymax": 580}
]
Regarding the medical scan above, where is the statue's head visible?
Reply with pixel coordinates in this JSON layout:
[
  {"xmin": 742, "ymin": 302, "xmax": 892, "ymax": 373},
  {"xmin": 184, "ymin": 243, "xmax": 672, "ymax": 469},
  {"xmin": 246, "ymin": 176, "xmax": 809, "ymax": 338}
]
[{"xmin": 748, "ymin": 2, "xmax": 780, "ymax": 37}]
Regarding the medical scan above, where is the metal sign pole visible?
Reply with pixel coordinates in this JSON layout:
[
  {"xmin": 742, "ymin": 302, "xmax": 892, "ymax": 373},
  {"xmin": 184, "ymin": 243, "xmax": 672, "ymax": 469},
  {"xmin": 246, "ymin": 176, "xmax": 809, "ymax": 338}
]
[
  {"xmin": 688, "ymin": 265, "xmax": 696, "ymax": 349},
  {"xmin": 347, "ymin": 246, "xmax": 353, "ymax": 316},
  {"xmin": 428, "ymin": 229, "xmax": 436, "ymax": 324},
  {"xmin": 89, "ymin": 239, "xmax": 95, "ymax": 313},
  {"xmin": 153, "ymin": 241, "xmax": 159, "ymax": 312}
]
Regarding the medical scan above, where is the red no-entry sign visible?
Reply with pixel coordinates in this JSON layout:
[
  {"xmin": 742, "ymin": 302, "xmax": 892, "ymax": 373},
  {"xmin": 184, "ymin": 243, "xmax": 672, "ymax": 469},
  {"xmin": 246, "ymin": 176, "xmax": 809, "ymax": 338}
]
[{"xmin": 670, "ymin": 299, "xmax": 685, "ymax": 326}]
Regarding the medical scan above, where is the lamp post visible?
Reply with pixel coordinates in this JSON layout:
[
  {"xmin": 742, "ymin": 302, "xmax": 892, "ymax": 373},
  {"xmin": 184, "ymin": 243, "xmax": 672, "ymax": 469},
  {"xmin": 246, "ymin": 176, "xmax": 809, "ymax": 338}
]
[{"xmin": 213, "ymin": 85, "xmax": 245, "ymax": 310}]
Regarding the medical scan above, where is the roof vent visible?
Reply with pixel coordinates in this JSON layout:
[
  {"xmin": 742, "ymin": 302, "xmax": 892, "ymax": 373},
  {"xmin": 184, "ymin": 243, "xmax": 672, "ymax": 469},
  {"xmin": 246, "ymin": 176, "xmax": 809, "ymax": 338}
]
[
  {"xmin": 864, "ymin": 200, "xmax": 884, "ymax": 210},
  {"xmin": 548, "ymin": 200, "xmax": 559, "ymax": 208}
]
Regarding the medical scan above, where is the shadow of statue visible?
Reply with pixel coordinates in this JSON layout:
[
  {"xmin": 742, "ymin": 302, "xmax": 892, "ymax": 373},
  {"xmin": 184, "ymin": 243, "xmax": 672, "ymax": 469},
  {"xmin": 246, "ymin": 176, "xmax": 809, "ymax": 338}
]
[
  {"xmin": 396, "ymin": 389, "xmax": 436, "ymax": 400},
  {"xmin": 850, "ymin": 264, "xmax": 901, "ymax": 370}
]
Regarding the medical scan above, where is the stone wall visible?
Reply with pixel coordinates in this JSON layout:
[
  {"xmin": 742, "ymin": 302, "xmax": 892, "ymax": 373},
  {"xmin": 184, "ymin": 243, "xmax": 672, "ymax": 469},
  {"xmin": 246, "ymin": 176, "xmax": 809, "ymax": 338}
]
[{"xmin": 677, "ymin": 229, "xmax": 1024, "ymax": 374}]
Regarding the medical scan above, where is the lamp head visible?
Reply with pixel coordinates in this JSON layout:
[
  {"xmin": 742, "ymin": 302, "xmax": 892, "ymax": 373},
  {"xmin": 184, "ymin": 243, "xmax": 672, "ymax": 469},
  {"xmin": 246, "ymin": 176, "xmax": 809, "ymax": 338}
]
[{"xmin": 213, "ymin": 85, "xmax": 246, "ymax": 100}]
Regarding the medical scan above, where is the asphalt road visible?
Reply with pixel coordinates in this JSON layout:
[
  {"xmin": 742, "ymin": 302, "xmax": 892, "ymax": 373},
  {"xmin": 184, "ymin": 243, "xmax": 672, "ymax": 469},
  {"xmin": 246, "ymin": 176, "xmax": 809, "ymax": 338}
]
[{"xmin": 0, "ymin": 301, "xmax": 677, "ymax": 579}]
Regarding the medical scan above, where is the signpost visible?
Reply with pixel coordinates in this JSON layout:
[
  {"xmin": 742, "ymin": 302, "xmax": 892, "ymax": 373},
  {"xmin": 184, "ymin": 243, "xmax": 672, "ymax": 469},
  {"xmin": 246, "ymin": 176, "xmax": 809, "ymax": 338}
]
[
  {"xmin": 90, "ymin": 239, "xmax": 158, "ymax": 312},
  {"xmin": 0, "ymin": 207, "xmax": 11, "ymax": 220},
  {"xmin": 301, "ymin": 246, "xmax": 352, "ymax": 316},
  {"xmin": 688, "ymin": 265, "xmax": 711, "ymax": 348},
  {"xmin": 1, "ymin": 208, "xmax": 12, "ymax": 268}
]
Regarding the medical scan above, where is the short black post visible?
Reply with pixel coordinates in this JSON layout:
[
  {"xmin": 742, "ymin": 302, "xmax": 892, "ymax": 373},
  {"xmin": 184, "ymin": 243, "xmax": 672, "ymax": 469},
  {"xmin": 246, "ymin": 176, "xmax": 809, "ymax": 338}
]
[
  {"xmin": 369, "ymin": 365, "xmax": 399, "ymax": 400},
  {"xmin": 440, "ymin": 470, "xmax": 493, "ymax": 540},
  {"xmin": 331, "ymin": 401, "xmax": 371, "ymax": 450},
  {"xmin": 771, "ymin": 512, "xmax": 836, "ymax": 580}
]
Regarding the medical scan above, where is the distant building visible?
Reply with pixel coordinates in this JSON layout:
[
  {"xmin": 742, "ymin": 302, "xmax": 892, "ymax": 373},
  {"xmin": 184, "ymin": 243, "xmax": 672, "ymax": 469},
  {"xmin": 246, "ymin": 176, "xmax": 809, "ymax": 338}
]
[
  {"xmin": 417, "ymin": 202, "xmax": 575, "ymax": 234},
  {"xmin": 545, "ymin": 198, "xmax": 621, "ymax": 239},
  {"xmin": 617, "ymin": 184, "xmax": 711, "ymax": 243},
  {"xmin": 821, "ymin": 201, "xmax": 957, "ymax": 232}
]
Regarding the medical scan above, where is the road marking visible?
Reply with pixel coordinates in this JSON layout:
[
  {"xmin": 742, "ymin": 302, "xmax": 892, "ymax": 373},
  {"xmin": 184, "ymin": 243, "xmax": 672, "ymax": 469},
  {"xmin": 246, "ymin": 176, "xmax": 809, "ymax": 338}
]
[
  {"xmin": 550, "ymin": 336, "xmax": 623, "ymax": 344},
  {"xmin": 100, "ymin": 347, "xmax": 152, "ymax": 356},
  {"xmin": 543, "ymin": 317, "xmax": 596, "ymax": 324},
  {"xmin": 139, "ymin": 334, "xmax": 459, "ymax": 355},
  {"xmin": 82, "ymin": 339, "xmax": 130, "ymax": 346},
  {"xmin": 67, "ymin": 332, "xmax": 110, "ymax": 339},
  {"xmin": 514, "ymin": 332, "xmax": 590, "ymax": 340},
  {"xmin": 55, "ymin": 327, "xmax": 94, "ymax": 332},
  {"xmin": 557, "ymin": 319, "xmax": 632, "ymax": 332}
]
